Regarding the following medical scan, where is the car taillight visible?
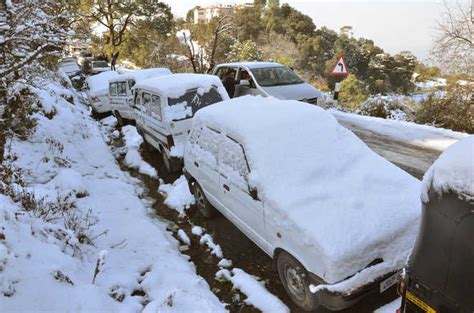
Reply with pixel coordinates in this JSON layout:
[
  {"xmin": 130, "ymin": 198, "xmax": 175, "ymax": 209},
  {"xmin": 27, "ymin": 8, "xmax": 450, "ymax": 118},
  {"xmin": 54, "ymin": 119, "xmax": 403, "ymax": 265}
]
[
  {"xmin": 91, "ymin": 96, "xmax": 99, "ymax": 102},
  {"xmin": 167, "ymin": 135, "xmax": 174, "ymax": 148},
  {"xmin": 396, "ymin": 308, "xmax": 401, "ymax": 313}
]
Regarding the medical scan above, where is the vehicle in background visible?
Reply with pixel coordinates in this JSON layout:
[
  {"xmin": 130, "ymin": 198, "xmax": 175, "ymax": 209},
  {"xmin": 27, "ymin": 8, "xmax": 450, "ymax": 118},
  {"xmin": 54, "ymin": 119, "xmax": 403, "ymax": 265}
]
[
  {"xmin": 109, "ymin": 68, "xmax": 172, "ymax": 126},
  {"xmin": 399, "ymin": 136, "xmax": 474, "ymax": 313},
  {"xmin": 90, "ymin": 60, "xmax": 110, "ymax": 75},
  {"xmin": 77, "ymin": 51, "xmax": 93, "ymax": 66},
  {"xmin": 183, "ymin": 96, "xmax": 421, "ymax": 311},
  {"xmin": 133, "ymin": 73, "xmax": 229, "ymax": 173},
  {"xmin": 212, "ymin": 62, "xmax": 321, "ymax": 104},
  {"xmin": 58, "ymin": 58, "xmax": 85, "ymax": 89},
  {"xmin": 86, "ymin": 71, "xmax": 119, "ymax": 117}
]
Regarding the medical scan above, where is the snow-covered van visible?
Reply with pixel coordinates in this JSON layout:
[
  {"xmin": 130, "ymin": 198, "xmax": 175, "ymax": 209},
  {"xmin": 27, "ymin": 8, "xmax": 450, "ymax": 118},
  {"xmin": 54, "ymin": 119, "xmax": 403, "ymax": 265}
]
[
  {"xmin": 183, "ymin": 96, "xmax": 421, "ymax": 311},
  {"xmin": 108, "ymin": 68, "xmax": 172, "ymax": 126},
  {"xmin": 212, "ymin": 62, "xmax": 321, "ymax": 104},
  {"xmin": 86, "ymin": 71, "xmax": 119, "ymax": 116},
  {"xmin": 132, "ymin": 73, "xmax": 229, "ymax": 173},
  {"xmin": 400, "ymin": 136, "xmax": 474, "ymax": 313}
]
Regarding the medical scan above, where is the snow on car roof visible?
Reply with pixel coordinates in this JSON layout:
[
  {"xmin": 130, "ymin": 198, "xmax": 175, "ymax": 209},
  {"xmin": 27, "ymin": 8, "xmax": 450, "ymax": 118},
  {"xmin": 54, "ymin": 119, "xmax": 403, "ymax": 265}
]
[
  {"xmin": 421, "ymin": 136, "xmax": 474, "ymax": 201},
  {"xmin": 109, "ymin": 68, "xmax": 172, "ymax": 83},
  {"xmin": 217, "ymin": 62, "xmax": 284, "ymax": 69},
  {"xmin": 134, "ymin": 73, "xmax": 230, "ymax": 100},
  {"xmin": 86, "ymin": 71, "xmax": 119, "ymax": 96},
  {"xmin": 193, "ymin": 96, "xmax": 421, "ymax": 284}
]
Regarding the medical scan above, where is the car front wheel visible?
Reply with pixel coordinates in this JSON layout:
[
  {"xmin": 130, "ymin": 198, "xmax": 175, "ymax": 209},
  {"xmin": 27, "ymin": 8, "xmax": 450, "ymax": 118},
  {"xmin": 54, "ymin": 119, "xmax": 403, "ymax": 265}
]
[
  {"xmin": 277, "ymin": 251, "xmax": 320, "ymax": 311},
  {"xmin": 192, "ymin": 183, "xmax": 216, "ymax": 218}
]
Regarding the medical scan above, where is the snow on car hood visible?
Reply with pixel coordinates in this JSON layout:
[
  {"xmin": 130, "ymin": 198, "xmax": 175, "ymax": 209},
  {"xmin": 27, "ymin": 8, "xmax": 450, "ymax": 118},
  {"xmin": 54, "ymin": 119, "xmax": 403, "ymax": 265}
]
[
  {"xmin": 194, "ymin": 96, "xmax": 421, "ymax": 285},
  {"xmin": 262, "ymin": 83, "xmax": 321, "ymax": 101}
]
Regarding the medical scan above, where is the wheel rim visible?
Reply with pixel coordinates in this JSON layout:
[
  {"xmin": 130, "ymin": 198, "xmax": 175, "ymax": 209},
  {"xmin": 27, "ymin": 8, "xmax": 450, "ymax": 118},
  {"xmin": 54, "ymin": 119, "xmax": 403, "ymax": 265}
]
[
  {"xmin": 284, "ymin": 265, "xmax": 306, "ymax": 301},
  {"xmin": 195, "ymin": 187, "xmax": 206, "ymax": 213}
]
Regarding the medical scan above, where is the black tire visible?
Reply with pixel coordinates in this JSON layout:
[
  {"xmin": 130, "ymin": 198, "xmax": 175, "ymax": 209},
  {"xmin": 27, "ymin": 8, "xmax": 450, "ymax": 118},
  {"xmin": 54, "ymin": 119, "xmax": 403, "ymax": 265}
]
[
  {"xmin": 192, "ymin": 182, "xmax": 216, "ymax": 218},
  {"xmin": 277, "ymin": 251, "xmax": 320, "ymax": 312}
]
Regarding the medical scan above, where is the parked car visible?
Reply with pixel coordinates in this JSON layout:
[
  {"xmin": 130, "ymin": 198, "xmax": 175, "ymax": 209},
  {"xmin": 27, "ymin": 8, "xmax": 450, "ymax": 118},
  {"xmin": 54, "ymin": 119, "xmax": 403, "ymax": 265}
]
[
  {"xmin": 90, "ymin": 60, "xmax": 110, "ymax": 75},
  {"xmin": 398, "ymin": 136, "xmax": 473, "ymax": 313},
  {"xmin": 133, "ymin": 73, "xmax": 229, "ymax": 173},
  {"xmin": 212, "ymin": 62, "xmax": 321, "ymax": 104},
  {"xmin": 86, "ymin": 71, "xmax": 119, "ymax": 117},
  {"xmin": 109, "ymin": 68, "xmax": 172, "ymax": 126},
  {"xmin": 58, "ymin": 58, "xmax": 85, "ymax": 89},
  {"xmin": 183, "ymin": 95, "xmax": 421, "ymax": 311},
  {"xmin": 77, "ymin": 51, "xmax": 93, "ymax": 66}
]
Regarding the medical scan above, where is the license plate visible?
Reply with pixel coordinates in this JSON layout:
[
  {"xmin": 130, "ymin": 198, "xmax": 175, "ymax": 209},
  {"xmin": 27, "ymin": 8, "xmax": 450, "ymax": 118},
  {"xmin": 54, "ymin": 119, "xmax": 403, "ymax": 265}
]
[
  {"xmin": 406, "ymin": 291, "xmax": 436, "ymax": 313},
  {"xmin": 380, "ymin": 272, "xmax": 399, "ymax": 293}
]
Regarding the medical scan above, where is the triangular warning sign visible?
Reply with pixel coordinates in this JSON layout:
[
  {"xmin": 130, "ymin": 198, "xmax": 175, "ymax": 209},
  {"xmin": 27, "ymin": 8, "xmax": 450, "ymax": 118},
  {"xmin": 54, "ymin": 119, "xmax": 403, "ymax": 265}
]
[{"xmin": 331, "ymin": 55, "xmax": 349, "ymax": 76}]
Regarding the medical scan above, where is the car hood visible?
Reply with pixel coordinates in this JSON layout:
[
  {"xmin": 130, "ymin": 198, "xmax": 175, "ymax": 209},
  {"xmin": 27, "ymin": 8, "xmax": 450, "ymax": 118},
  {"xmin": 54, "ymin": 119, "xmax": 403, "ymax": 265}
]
[{"xmin": 262, "ymin": 83, "xmax": 321, "ymax": 101}]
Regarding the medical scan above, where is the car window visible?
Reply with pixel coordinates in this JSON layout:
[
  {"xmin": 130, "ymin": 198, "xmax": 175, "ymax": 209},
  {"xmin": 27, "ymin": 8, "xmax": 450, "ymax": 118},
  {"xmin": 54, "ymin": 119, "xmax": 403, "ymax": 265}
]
[
  {"xmin": 128, "ymin": 79, "xmax": 136, "ymax": 90},
  {"xmin": 166, "ymin": 87, "xmax": 223, "ymax": 121},
  {"xmin": 134, "ymin": 90, "xmax": 140, "ymax": 106},
  {"xmin": 109, "ymin": 83, "xmax": 117, "ymax": 96},
  {"xmin": 92, "ymin": 61, "xmax": 109, "ymax": 68},
  {"xmin": 219, "ymin": 136, "xmax": 250, "ymax": 188},
  {"xmin": 150, "ymin": 95, "xmax": 162, "ymax": 120},
  {"xmin": 215, "ymin": 67, "xmax": 228, "ymax": 80},
  {"xmin": 117, "ymin": 82, "xmax": 127, "ymax": 96},
  {"xmin": 142, "ymin": 92, "xmax": 152, "ymax": 113},
  {"xmin": 250, "ymin": 66, "xmax": 304, "ymax": 87},
  {"xmin": 189, "ymin": 126, "xmax": 221, "ymax": 167}
]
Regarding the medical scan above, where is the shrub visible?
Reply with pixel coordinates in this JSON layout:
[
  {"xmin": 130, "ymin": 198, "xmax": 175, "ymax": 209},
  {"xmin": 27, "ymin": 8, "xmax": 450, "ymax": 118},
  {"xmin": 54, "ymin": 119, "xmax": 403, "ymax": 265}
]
[
  {"xmin": 338, "ymin": 74, "xmax": 369, "ymax": 111},
  {"xmin": 358, "ymin": 95, "xmax": 415, "ymax": 121},
  {"xmin": 415, "ymin": 84, "xmax": 473, "ymax": 133}
]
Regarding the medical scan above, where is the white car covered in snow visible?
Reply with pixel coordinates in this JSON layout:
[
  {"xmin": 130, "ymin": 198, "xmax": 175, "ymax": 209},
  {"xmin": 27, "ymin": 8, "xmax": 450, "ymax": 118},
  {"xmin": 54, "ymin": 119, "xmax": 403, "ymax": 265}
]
[
  {"xmin": 132, "ymin": 73, "xmax": 229, "ymax": 173},
  {"xmin": 108, "ymin": 68, "xmax": 172, "ymax": 126},
  {"xmin": 212, "ymin": 62, "xmax": 321, "ymax": 104},
  {"xmin": 86, "ymin": 71, "xmax": 119, "ymax": 116},
  {"xmin": 183, "ymin": 96, "xmax": 421, "ymax": 311}
]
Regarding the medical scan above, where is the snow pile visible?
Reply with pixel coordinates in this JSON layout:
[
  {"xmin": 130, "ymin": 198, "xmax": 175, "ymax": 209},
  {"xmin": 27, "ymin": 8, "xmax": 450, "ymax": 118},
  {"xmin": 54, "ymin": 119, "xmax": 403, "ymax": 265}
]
[
  {"xmin": 421, "ymin": 136, "xmax": 474, "ymax": 201},
  {"xmin": 121, "ymin": 125, "xmax": 157, "ymax": 178},
  {"xmin": 192, "ymin": 96, "xmax": 421, "ymax": 288},
  {"xmin": 374, "ymin": 298, "xmax": 401, "ymax": 313},
  {"xmin": 158, "ymin": 175, "xmax": 195, "ymax": 215},
  {"xmin": 44, "ymin": 168, "xmax": 88, "ymax": 198},
  {"xmin": 332, "ymin": 109, "xmax": 468, "ymax": 151},
  {"xmin": 199, "ymin": 234, "xmax": 223, "ymax": 258},
  {"xmin": 0, "ymin": 76, "xmax": 225, "ymax": 313},
  {"xmin": 216, "ymin": 269, "xmax": 289, "ymax": 313},
  {"xmin": 134, "ymin": 73, "xmax": 229, "ymax": 102},
  {"xmin": 415, "ymin": 78, "xmax": 446, "ymax": 90},
  {"xmin": 357, "ymin": 95, "xmax": 415, "ymax": 122},
  {"xmin": 86, "ymin": 71, "xmax": 119, "ymax": 96}
]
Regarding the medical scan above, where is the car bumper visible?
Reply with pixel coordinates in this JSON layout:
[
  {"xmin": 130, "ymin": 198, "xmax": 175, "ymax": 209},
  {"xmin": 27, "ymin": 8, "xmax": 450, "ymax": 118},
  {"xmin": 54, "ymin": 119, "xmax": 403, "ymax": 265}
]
[{"xmin": 310, "ymin": 271, "xmax": 399, "ymax": 311}]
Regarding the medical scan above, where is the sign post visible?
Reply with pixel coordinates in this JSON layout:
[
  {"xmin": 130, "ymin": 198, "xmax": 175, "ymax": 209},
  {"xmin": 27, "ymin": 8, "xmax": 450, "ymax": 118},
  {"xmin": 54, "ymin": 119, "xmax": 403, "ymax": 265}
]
[{"xmin": 330, "ymin": 54, "xmax": 349, "ymax": 100}]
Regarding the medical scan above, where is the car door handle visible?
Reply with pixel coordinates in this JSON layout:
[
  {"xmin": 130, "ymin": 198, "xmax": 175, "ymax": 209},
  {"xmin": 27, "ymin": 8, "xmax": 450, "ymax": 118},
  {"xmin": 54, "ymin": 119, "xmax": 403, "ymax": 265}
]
[
  {"xmin": 223, "ymin": 184, "xmax": 230, "ymax": 191},
  {"xmin": 194, "ymin": 161, "xmax": 199, "ymax": 167}
]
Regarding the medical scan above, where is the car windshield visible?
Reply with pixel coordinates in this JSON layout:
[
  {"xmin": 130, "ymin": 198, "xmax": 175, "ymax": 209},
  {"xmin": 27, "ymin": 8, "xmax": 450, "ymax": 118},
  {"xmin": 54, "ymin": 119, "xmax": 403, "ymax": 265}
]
[
  {"xmin": 93, "ymin": 61, "xmax": 108, "ymax": 68},
  {"xmin": 250, "ymin": 66, "xmax": 304, "ymax": 87},
  {"xmin": 167, "ymin": 87, "xmax": 223, "ymax": 121}
]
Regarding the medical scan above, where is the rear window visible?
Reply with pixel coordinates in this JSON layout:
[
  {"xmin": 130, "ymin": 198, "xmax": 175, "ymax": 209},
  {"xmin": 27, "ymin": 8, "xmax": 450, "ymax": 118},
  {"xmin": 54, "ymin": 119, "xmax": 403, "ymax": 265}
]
[
  {"xmin": 92, "ymin": 61, "xmax": 108, "ymax": 68},
  {"xmin": 166, "ymin": 87, "xmax": 223, "ymax": 121}
]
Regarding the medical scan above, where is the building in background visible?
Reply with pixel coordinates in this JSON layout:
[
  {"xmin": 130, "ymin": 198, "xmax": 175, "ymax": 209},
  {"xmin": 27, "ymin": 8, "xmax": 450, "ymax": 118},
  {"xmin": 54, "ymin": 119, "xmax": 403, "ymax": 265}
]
[{"xmin": 193, "ymin": 3, "xmax": 253, "ymax": 24}]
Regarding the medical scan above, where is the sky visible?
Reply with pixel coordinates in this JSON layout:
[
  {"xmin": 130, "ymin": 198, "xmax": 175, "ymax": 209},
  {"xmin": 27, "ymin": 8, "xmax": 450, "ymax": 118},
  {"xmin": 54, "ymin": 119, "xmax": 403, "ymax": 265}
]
[{"xmin": 161, "ymin": 0, "xmax": 454, "ymax": 61}]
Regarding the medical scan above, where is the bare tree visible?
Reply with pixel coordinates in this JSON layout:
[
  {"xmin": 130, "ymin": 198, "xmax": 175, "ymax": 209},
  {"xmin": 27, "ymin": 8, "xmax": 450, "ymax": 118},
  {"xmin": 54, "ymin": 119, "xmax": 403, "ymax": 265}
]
[
  {"xmin": 181, "ymin": 30, "xmax": 200, "ymax": 73},
  {"xmin": 431, "ymin": 0, "xmax": 473, "ymax": 75},
  {"xmin": 208, "ymin": 16, "xmax": 233, "ymax": 70}
]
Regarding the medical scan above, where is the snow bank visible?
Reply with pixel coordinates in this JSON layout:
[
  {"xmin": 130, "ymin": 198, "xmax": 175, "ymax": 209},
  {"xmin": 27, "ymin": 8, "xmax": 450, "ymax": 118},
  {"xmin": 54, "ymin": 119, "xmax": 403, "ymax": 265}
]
[
  {"xmin": 421, "ymin": 136, "xmax": 474, "ymax": 202},
  {"xmin": 374, "ymin": 298, "xmax": 401, "ymax": 313},
  {"xmin": 0, "ymin": 77, "xmax": 225, "ymax": 313},
  {"xmin": 332, "ymin": 109, "xmax": 468, "ymax": 151},
  {"xmin": 158, "ymin": 175, "xmax": 195, "ymax": 215},
  {"xmin": 121, "ymin": 125, "xmax": 157, "ymax": 178},
  {"xmin": 86, "ymin": 71, "xmax": 119, "ymax": 96},
  {"xmin": 134, "ymin": 73, "xmax": 229, "ymax": 101},
  {"xmin": 216, "ymin": 268, "xmax": 289, "ymax": 313},
  {"xmin": 192, "ymin": 96, "xmax": 421, "ymax": 286}
]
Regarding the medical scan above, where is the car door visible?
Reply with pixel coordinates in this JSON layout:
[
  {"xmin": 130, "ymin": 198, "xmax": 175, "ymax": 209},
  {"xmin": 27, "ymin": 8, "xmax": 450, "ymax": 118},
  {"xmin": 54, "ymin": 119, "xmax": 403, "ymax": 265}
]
[
  {"xmin": 134, "ymin": 90, "xmax": 146, "ymax": 130},
  {"xmin": 217, "ymin": 135, "xmax": 268, "ymax": 251},
  {"xmin": 234, "ymin": 68, "xmax": 264, "ymax": 98}
]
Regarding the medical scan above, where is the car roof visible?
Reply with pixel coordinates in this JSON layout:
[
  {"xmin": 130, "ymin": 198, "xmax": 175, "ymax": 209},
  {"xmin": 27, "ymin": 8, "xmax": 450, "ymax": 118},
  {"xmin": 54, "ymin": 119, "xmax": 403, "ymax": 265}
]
[
  {"xmin": 109, "ymin": 68, "xmax": 172, "ymax": 83},
  {"xmin": 134, "ymin": 73, "xmax": 229, "ymax": 100},
  {"xmin": 216, "ymin": 62, "xmax": 284, "ymax": 69}
]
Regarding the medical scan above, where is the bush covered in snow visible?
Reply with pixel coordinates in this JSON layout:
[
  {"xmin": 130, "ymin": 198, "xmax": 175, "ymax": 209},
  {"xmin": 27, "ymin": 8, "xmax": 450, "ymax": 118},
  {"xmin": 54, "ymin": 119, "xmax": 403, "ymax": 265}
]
[
  {"xmin": 357, "ymin": 95, "xmax": 415, "ymax": 121},
  {"xmin": 415, "ymin": 84, "xmax": 473, "ymax": 133},
  {"xmin": 338, "ymin": 74, "xmax": 369, "ymax": 111}
]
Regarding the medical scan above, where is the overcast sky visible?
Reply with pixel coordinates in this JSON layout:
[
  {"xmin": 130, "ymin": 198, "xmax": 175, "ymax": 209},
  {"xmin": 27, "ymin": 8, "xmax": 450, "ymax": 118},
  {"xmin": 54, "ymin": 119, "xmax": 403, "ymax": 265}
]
[{"xmin": 162, "ymin": 0, "xmax": 456, "ymax": 61}]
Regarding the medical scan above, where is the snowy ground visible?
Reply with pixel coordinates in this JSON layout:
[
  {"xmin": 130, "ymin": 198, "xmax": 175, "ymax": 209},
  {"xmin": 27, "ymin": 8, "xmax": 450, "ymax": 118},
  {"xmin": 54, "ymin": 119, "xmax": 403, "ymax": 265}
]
[
  {"xmin": 374, "ymin": 298, "xmax": 401, "ymax": 313},
  {"xmin": 0, "ymin": 76, "xmax": 225, "ymax": 312}
]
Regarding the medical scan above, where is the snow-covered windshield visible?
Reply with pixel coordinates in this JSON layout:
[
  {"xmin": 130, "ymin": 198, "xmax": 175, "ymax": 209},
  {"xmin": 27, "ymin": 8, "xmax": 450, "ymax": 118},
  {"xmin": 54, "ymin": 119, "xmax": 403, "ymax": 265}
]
[
  {"xmin": 251, "ymin": 66, "xmax": 304, "ymax": 87},
  {"xmin": 167, "ymin": 87, "xmax": 223, "ymax": 121},
  {"xmin": 92, "ymin": 61, "xmax": 109, "ymax": 68}
]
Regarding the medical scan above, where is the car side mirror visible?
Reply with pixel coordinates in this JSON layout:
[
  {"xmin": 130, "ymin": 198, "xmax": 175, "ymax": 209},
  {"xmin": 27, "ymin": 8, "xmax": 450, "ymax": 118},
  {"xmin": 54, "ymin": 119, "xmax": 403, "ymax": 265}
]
[
  {"xmin": 239, "ymin": 80, "xmax": 250, "ymax": 87},
  {"xmin": 249, "ymin": 187, "xmax": 259, "ymax": 201}
]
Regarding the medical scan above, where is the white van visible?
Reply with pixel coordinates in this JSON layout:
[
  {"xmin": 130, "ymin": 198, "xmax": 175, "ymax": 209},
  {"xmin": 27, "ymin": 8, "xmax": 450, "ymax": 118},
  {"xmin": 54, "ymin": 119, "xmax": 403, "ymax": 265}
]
[
  {"xmin": 109, "ymin": 68, "xmax": 172, "ymax": 125},
  {"xmin": 133, "ymin": 73, "xmax": 229, "ymax": 172},
  {"xmin": 86, "ymin": 71, "xmax": 119, "ymax": 117},
  {"xmin": 212, "ymin": 62, "xmax": 321, "ymax": 104}
]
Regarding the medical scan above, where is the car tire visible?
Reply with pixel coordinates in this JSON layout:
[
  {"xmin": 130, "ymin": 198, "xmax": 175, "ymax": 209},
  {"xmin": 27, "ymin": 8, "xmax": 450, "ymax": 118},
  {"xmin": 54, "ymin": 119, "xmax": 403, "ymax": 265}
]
[
  {"xmin": 192, "ymin": 183, "xmax": 216, "ymax": 218},
  {"xmin": 277, "ymin": 251, "xmax": 320, "ymax": 312}
]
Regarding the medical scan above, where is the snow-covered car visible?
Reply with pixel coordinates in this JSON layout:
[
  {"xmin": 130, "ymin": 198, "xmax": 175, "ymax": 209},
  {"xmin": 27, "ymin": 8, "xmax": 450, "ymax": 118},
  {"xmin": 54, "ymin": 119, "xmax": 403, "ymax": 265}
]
[
  {"xmin": 109, "ymin": 68, "xmax": 172, "ymax": 126},
  {"xmin": 399, "ymin": 136, "xmax": 474, "ymax": 313},
  {"xmin": 212, "ymin": 62, "xmax": 321, "ymax": 104},
  {"xmin": 90, "ymin": 60, "xmax": 110, "ymax": 75},
  {"xmin": 58, "ymin": 58, "xmax": 81, "ymax": 76},
  {"xmin": 183, "ymin": 96, "xmax": 421, "ymax": 311},
  {"xmin": 132, "ymin": 74, "xmax": 229, "ymax": 173},
  {"xmin": 86, "ymin": 71, "xmax": 119, "ymax": 116}
]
